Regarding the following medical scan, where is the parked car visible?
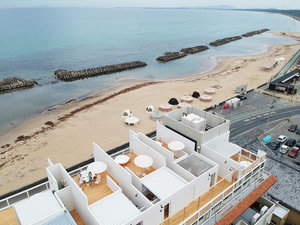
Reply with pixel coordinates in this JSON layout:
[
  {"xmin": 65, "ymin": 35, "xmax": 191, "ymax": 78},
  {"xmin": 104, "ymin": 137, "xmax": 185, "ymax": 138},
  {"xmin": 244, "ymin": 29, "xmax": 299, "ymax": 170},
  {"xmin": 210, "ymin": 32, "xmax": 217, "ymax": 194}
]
[
  {"xmin": 286, "ymin": 138, "xmax": 296, "ymax": 147},
  {"xmin": 277, "ymin": 135, "xmax": 287, "ymax": 143},
  {"xmin": 262, "ymin": 136, "xmax": 272, "ymax": 145},
  {"xmin": 279, "ymin": 145, "xmax": 289, "ymax": 154},
  {"xmin": 296, "ymin": 128, "xmax": 300, "ymax": 135},
  {"xmin": 288, "ymin": 147, "xmax": 299, "ymax": 158},
  {"xmin": 237, "ymin": 94, "xmax": 247, "ymax": 100},
  {"xmin": 269, "ymin": 141, "xmax": 281, "ymax": 150},
  {"xmin": 288, "ymin": 124, "xmax": 298, "ymax": 132},
  {"xmin": 296, "ymin": 139, "xmax": 300, "ymax": 148}
]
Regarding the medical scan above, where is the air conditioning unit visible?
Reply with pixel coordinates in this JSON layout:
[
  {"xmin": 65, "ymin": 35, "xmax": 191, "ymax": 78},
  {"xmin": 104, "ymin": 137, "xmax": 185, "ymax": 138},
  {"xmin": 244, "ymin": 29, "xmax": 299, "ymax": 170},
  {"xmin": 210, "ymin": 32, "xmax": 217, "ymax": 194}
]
[
  {"xmin": 260, "ymin": 206, "xmax": 268, "ymax": 215},
  {"xmin": 251, "ymin": 213, "xmax": 260, "ymax": 225}
]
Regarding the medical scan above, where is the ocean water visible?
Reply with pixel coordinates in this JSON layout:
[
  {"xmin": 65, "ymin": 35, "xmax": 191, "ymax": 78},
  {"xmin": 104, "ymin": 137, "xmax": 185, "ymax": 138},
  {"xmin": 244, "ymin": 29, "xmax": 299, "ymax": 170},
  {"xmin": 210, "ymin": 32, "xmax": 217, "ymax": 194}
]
[{"xmin": 0, "ymin": 8, "xmax": 300, "ymax": 133}]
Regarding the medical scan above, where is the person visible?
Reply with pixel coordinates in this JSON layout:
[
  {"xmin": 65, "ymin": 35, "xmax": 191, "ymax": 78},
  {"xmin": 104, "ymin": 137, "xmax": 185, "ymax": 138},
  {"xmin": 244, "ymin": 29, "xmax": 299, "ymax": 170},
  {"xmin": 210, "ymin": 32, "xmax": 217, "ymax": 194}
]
[
  {"xmin": 88, "ymin": 171, "xmax": 94, "ymax": 187},
  {"xmin": 77, "ymin": 173, "xmax": 84, "ymax": 189}
]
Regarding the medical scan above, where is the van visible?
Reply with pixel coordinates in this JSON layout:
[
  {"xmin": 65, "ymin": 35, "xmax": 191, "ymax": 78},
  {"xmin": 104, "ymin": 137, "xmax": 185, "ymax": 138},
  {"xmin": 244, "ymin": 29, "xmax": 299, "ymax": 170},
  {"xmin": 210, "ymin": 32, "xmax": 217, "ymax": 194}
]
[{"xmin": 262, "ymin": 136, "xmax": 272, "ymax": 145}]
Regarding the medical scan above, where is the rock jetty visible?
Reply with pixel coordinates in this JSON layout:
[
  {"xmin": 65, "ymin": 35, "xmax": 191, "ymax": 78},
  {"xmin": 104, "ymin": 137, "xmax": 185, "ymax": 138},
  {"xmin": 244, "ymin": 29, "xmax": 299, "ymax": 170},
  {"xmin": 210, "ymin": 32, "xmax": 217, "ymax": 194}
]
[
  {"xmin": 156, "ymin": 52, "xmax": 187, "ymax": 62},
  {"xmin": 181, "ymin": 45, "xmax": 209, "ymax": 54},
  {"xmin": 0, "ymin": 77, "xmax": 36, "ymax": 93},
  {"xmin": 55, "ymin": 61, "xmax": 147, "ymax": 81},
  {"xmin": 209, "ymin": 36, "xmax": 242, "ymax": 47},
  {"xmin": 242, "ymin": 28, "xmax": 269, "ymax": 37}
]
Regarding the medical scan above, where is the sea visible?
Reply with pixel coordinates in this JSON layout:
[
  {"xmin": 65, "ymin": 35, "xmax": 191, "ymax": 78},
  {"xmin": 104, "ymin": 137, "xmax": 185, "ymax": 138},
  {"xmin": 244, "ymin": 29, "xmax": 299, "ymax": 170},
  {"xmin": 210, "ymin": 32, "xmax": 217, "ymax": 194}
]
[{"xmin": 0, "ymin": 8, "xmax": 300, "ymax": 134}]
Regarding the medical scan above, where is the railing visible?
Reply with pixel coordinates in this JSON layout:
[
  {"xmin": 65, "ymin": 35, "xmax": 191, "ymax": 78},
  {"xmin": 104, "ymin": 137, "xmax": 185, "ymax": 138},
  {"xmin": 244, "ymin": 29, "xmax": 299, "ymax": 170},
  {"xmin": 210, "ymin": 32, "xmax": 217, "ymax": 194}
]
[{"xmin": 0, "ymin": 181, "xmax": 50, "ymax": 211}]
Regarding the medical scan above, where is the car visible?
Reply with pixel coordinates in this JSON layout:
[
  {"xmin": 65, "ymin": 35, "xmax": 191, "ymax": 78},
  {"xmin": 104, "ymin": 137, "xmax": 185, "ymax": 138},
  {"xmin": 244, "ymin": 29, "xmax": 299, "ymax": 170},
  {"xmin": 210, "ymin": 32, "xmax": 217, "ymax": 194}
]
[
  {"xmin": 296, "ymin": 139, "xmax": 300, "ymax": 148},
  {"xmin": 279, "ymin": 144, "xmax": 289, "ymax": 154},
  {"xmin": 262, "ymin": 136, "xmax": 272, "ymax": 145},
  {"xmin": 288, "ymin": 147, "xmax": 299, "ymax": 158},
  {"xmin": 237, "ymin": 94, "xmax": 247, "ymax": 100},
  {"xmin": 269, "ymin": 141, "xmax": 281, "ymax": 150},
  {"xmin": 296, "ymin": 128, "xmax": 300, "ymax": 135},
  {"xmin": 277, "ymin": 135, "xmax": 287, "ymax": 143},
  {"xmin": 286, "ymin": 138, "xmax": 296, "ymax": 147},
  {"xmin": 288, "ymin": 124, "xmax": 298, "ymax": 132}
]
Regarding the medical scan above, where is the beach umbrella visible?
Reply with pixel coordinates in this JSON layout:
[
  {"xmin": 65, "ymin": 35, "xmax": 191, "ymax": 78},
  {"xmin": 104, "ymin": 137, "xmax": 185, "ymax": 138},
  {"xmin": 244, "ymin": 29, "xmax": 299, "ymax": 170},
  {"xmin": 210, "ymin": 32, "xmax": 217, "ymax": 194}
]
[
  {"xmin": 145, "ymin": 105, "xmax": 155, "ymax": 113},
  {"xmin": 168, "ymin": 98, "xmax": 179, "ymax": 105},
  {"xmin": 192, "ymin": 91, "xmax": 200, "ymax": 98},
  {"xmin": 122, "ymin": 109, "xmax": 133, "ymax": 118},
  {"xmin": 151, "ymin": 111, "xmax": 164, "ymax": 120}
]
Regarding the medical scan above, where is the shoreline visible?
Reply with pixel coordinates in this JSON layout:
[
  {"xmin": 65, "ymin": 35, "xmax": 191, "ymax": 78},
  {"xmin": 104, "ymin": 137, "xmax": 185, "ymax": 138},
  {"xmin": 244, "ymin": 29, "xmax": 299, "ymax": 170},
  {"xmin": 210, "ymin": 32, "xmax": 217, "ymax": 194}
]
[{"xmin": 0, "ymin": 32, "xmax": 300, "ymax": 196}]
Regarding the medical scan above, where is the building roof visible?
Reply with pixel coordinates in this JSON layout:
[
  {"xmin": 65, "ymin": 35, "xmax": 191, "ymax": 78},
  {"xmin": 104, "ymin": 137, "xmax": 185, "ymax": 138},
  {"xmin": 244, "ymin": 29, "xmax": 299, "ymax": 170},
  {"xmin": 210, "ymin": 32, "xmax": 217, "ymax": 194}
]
[
  {"xmin": 14, "ymin": 190, "xmax": 63, "ymax": 225},
  {"xmin": 177, "ymin": 154, "xmax": 214, "ymax": 177},
  {"xmin": 270, "ymin": 69, "xmax": 300, "ymax": 85},
  {"xmin": 90, "ymin": 192, "xmax": 140, "ymax": 225},
  {"xmin": 141, "ymin": 167, "xmax": 187, "ymax": 199},
  {"xmin": 204, "ymin": 138, "xmax": 241, "ymax": 158},
  {"xmin": 215, "ymin": 174, "xmax": 277, "ymax": 225},
  {"xmin": 43, "ymin": 212, "xmax": 77, "ymax": 225}
]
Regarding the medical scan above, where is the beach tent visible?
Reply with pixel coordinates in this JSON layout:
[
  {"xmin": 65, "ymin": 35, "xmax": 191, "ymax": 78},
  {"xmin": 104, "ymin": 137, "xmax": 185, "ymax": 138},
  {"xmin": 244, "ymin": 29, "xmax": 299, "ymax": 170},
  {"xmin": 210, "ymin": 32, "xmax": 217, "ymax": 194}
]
[
  {"xmin": 192, "ymin": 91, "xmax": 200, "ymax": 98},
  {"xmin": 168, "ymin": 98, "xmax": 179, "ymax": 105},
  {"xmin": 145, "ymin": 105, "xmax": 155, "ymax": 113},
  {"xmin": 122, "ymin": 109, "xmax": 133, "ymax": 118},
  {"xmin": 151, "ymin": 111, "xmax": 164, "ymax": 120}
]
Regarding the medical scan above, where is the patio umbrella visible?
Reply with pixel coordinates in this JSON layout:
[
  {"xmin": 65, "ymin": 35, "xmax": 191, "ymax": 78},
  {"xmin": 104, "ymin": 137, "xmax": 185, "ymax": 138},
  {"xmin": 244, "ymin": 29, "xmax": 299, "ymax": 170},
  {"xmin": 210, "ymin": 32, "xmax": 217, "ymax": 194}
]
[
  {"xmin": 168, "ymin": 98, "xmax": 179, "ymax": 105},
  {"xmin": 192, "ymin": 91, "xmax": 200, "ymax": 98},
  {"xmin": 145, "ymin": 105, "xmax": 155, "ymax": 113}
]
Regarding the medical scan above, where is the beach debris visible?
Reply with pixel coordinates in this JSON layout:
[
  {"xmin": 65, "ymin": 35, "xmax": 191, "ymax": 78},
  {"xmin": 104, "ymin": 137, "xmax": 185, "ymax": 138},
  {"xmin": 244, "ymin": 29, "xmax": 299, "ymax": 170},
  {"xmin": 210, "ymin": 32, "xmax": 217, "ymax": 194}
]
[
  {"xmin": 181, "ymin": 45, "xmax": 209, "ymax": 54},
  {"xmin": 55, "ymin": 61, "xmax": 147, "ymax": 81},
  {"xmin": 242, "ymin": 28, "xmax": 269, "ymax": 37},
  {"xmin": 156, "ymin": 52, "xmax": 187, "ymax": 62},
  {"xmin": 44, "ymin": 121, "xmax": 55, "ymax": 127},
  {"xmin": 0, "ymin": 77, "xmax": 37, "ymax": 93},
  {"xmin": 209, "ymin": 36, "xmax": 242, "ymax": 46},
  {"xmin": 211, "ymin": 85, "xmax": 222, "ymax": 89},
  {"xmin": 15, "ymin": 135, "xmax": 31, "ymax": 143}
]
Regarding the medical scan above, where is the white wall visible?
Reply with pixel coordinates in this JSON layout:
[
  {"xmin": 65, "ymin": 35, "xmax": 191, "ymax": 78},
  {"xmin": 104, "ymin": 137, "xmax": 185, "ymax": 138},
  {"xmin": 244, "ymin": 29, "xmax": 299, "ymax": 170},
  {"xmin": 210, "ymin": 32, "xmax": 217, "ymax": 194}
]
[
  {"xmin": 107, "ymin": 175, "xmax": 121, "ymax": 192},
  {"xmin": 55, "ymin": 186, "xmax": 75, "ymax": 211},
  {"xmin": 156, "ymin": 122, "xmax": 196, "ymax": 154},
  {"xmin": 201, "ymin": 145, "xmax": 240, "ymax": 182},
  {"xmin": 46, "ymin": 167, "xmax": 59, "ymax": 191}
]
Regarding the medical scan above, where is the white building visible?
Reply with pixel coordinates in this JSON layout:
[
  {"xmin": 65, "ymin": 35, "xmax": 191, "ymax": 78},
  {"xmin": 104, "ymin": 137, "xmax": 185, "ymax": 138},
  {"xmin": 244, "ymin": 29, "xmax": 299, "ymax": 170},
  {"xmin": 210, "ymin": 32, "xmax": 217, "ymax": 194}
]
[{"xmin": 0, "ymin": 107, "xmax": 279, "ymax": 225}]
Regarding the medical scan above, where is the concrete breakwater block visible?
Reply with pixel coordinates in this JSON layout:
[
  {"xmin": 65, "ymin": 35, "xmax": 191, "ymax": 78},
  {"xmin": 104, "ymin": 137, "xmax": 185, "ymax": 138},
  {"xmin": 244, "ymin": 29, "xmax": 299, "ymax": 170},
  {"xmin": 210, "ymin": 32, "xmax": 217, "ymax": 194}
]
[
  {"xmin": 0, "ymin": 77, "xmax": 36, "ymax": 93},
  {"xmin": 55, "ymin": 61, "xmax": 147, "ymax": 81},
  {"xmin": 156, "ymin": 52, "xmax": 187, "ymax": 62}
]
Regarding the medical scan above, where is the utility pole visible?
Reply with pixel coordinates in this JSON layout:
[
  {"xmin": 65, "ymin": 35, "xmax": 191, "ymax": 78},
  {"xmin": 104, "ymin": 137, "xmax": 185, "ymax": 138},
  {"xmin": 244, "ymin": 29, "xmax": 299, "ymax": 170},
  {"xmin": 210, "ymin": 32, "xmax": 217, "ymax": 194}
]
[{"xmin": 265, "ymin": 98, "xmax": 276, "ymax": 133}]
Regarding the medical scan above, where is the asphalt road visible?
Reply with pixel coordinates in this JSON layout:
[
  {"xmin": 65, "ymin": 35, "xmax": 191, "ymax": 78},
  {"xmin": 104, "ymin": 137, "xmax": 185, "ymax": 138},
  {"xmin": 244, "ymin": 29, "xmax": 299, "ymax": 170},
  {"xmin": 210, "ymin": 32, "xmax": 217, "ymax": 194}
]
[{"xmin": 230, "ymin": 105, "xmax": 300, "ymax": 138}]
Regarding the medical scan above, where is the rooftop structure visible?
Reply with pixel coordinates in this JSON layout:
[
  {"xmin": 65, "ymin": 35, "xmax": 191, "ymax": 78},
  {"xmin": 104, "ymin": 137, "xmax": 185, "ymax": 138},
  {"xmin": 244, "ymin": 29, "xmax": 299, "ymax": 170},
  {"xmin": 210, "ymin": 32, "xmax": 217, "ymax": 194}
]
[{"xmin": 0, "ymin": 107, "xmax": 278, "ymax": 225}]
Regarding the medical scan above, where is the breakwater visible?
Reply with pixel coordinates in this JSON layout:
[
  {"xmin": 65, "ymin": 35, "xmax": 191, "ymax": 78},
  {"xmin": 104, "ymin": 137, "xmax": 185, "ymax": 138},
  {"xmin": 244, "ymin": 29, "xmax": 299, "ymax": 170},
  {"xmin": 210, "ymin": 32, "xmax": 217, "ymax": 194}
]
[
  {"xmin": 0, "ymin": 77, "xmax": 36, "ymax": 93},
  {"xmin": 156, "ymin": 52, "xmax": 187, "ymax": 62},
  {"xmin": 242, "ymin": 29, "xmax": 269, "ymax": 37},
  {"xmin": 55, "ymin": 61, "xmax": 147, "ymax": 81},
  {"xmin": 181, "ymin": 45, "xmax": 209, "ymax": 54},
  {"xmin": 209, "ymin": 36, "xmax": 243, "ymax": 46}
]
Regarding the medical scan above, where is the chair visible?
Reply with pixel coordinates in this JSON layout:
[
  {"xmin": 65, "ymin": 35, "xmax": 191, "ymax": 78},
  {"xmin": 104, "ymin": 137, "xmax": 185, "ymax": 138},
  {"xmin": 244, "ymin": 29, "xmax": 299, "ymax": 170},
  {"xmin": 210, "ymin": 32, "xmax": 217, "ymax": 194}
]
[{"xmin": 95, "ymin": 175, "xmax": 101, "ymax": 184}]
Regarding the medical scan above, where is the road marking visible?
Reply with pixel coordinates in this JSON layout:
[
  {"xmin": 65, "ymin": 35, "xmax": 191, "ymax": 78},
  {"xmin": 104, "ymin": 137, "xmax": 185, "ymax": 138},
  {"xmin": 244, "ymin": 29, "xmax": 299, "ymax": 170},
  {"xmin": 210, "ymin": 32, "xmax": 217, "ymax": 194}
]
[{"xmin": 244, "ymin": 119, "xmax": 250, "ymax": 122}]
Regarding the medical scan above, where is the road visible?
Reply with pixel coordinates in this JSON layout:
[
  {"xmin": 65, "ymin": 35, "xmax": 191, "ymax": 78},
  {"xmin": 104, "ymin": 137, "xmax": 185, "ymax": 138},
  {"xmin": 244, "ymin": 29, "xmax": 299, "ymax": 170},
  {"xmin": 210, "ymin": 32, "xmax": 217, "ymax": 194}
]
[{"xmin": 230, "ymin": 105, "xmax": 300, "ymax": 138}]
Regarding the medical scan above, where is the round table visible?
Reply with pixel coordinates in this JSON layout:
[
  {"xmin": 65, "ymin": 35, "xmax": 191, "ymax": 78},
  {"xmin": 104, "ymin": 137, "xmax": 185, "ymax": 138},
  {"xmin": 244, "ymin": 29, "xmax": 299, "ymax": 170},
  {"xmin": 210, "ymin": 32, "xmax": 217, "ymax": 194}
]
[
  {"xmin": 178, "ymin": 102, "xmax": 191, "ymax": 109},
  {"xmin": 87, "ymin": 161, "xmax": 107, "ymax": 174},
  {"xmin": 159, "ymin": 103, "xmax": 172, "ymax": 112},
  {"xmin": 204, "ymin": 88, "xmax": 216, "ymax": 95},
  {"xmin": 125, "ymin": 116, "xmax": 140, "ymax": 125},
  {"xmin": 115, "ymin": 155, "xmax": 130, "ymax": 166},
  {"xmin": 134, "ymin": 155, "xmax": 153, "ymax": 168},
  {"xmin": 200, "ymin": 94, "xmax": 212, "ymax": 102},
  {"xmin": 181, "ymin": 95, "xmax": 193, "ymax": 103},
  {"xmin": 168, "ymin": 141, "xmax": 185, "ymax": 152}
]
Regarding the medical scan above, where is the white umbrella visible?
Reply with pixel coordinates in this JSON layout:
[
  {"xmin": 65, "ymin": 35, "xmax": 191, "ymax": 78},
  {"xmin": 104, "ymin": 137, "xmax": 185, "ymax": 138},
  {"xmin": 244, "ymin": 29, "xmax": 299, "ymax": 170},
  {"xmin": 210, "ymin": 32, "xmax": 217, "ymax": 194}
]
[
  {"xmin": 145, "ymin": 105, "xmax": 155, "ymax": 113},
  {"xmin": 87, "ymin": 161, "xmax": 107, "ymax": 174},
  {"xmin": 122, "ymin": 109, "xmax": 133, "ymax": 118}
]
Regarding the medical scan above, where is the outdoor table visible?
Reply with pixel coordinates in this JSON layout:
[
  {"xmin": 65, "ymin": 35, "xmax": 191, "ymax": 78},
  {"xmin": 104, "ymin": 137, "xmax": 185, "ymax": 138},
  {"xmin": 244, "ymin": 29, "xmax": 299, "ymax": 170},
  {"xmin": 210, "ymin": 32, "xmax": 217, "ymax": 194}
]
[
  {"xmin": 115, "ymin": 155, "xmax": 130, "ymax": 166},
  {"xmin": 168, "ymin": 141, "xmax": 185, "ymax": 152},
  {"xmin": 181, "ymin": 95, "xmax": 193, "ymax": 103},
  {"xmin": 159, "ymin": 103, "xmax": 172, "ymax": 112},
  {"xmin": 87, "ymin": 161, "xmax": 107, "ymax": 174},
  {"xmin": 134, "ymin": 155, "xmax": 153, "ymax": 169},
  {"xmin": 125, "ymin": 116, "xmax": 140, "ymax": 125}
]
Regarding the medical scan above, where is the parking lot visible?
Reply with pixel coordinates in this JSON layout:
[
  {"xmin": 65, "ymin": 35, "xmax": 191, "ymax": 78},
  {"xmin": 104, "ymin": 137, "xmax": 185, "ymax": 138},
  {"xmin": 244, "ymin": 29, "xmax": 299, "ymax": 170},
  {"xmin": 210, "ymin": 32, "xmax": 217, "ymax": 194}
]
[
  {"xmin": 261, "ymin": 115, "xmax": 300, "ymax": 163},
  {"xmin": 211, "ymin": 91, "xmax": 297, "ymax": 121}
]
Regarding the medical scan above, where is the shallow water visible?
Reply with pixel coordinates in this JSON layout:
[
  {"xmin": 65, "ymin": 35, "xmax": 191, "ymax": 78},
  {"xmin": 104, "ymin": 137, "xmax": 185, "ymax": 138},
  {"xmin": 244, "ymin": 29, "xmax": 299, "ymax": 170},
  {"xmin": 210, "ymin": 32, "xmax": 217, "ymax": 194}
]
[{"xmin": 0, "ymin": 8, "xmax": 300, "ymax": 132}]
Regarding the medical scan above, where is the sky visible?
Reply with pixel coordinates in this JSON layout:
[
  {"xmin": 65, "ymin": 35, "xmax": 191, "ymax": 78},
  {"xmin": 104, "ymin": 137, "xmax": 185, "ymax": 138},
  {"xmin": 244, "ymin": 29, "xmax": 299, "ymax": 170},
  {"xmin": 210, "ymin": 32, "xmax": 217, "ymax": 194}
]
[{"xmin": 0, "ymin": 0, "xmax": 299, "ymax": 9}]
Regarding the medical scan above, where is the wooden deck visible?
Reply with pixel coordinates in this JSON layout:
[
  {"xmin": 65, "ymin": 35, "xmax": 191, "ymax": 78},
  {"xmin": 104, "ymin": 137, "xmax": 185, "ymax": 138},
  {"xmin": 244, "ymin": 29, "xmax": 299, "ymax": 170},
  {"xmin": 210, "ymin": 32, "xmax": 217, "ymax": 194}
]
[
  {"xmin": 70, "ymin": 210, "xmax": 85, "ymax": 225},
  {"xmin": 161, "ymin": 176, "xmax": 235, "ymax": 225},
  {"xmin": 125, "ymin": 152, "xmax": 156, "ymax": 178},
  {"xmin": 0, "ymin": 207, "xmax": 19, "ymax": 225},
  {"xmin": 231, "ymin": 153, "xmax": 252, "ymax": 163},
  {"xmin": 73, "ymin": 171, "xmax": 117, "ymax": 205}
]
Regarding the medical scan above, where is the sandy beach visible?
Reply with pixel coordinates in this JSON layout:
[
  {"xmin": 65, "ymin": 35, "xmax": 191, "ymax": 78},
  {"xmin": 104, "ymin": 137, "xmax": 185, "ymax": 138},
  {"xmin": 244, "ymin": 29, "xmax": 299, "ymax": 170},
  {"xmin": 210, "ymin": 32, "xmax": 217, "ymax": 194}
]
[{"xmin": 0, "ymin": 31, "xmax": 300, "ymax": 196}]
